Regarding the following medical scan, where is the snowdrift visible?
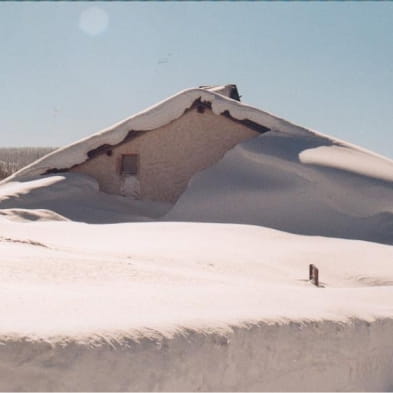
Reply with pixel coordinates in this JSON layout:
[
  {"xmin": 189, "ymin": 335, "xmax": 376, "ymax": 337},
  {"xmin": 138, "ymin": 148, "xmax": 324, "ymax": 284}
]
[
  {"xmin": 1, "ymin": 221, "xmax": 393, "ymax": 391},
  {"xmin": 1, "ymin": 130, "xmax": 392, "ymax": 244},
  {"xmin": 167, "ymin": 131, "xmax": 393, "ymax": 245},
  {"xmin": 0, "ymin": 173, "xmax": 171, "ymax": 223}
]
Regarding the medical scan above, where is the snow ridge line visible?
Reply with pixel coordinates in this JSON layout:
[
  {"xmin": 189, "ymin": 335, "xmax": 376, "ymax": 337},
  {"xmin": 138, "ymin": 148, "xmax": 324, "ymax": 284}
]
[{"xmin": 0, "ymin": 236, "xmax": 48, "ymax": 248}]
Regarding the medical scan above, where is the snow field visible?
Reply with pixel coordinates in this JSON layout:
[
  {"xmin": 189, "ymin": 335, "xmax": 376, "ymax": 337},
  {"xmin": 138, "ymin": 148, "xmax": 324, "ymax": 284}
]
[{"xmin": 1, "ymin": 221, "xmax": 393, "ymax": 390}]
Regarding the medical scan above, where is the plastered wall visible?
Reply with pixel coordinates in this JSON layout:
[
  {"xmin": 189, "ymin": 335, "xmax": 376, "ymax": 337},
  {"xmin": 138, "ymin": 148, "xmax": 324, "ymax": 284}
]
[{"xmin": 71, "ymin": 108, "xmax": 258, "ymax": 202}]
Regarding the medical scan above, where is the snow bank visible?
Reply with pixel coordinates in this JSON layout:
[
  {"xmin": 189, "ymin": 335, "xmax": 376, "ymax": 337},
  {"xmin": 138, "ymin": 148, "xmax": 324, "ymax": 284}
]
[
  {"xmin": 167, "ymin": 132, "xmax": 393, "ymax": 245},
  {"xmin": 1, "ymin": 221, "xmax": 393, "ymax": 390},
  {"xmin": 299, "ymin": 144, "xmax": 393, "ymax": 183},
  {"xmin": 2, "ymin": 318, "xmax": 393, "ymax": 391},
  {"xmin": 0, "ymin": 173, "xmax": 171, "ymax": 223}
]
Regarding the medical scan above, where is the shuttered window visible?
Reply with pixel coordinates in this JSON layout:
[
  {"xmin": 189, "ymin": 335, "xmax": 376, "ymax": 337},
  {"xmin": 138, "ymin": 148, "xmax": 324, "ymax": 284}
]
[{"xmin": 120, "ymin": 154, "xmax": 138, "ymax": 175}]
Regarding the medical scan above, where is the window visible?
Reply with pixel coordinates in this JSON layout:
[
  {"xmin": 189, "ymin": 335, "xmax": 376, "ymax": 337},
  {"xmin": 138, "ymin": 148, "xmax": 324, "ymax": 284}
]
[{"xmin": 120, "ymin": 154, "xmax": 138, "ymax": 175}]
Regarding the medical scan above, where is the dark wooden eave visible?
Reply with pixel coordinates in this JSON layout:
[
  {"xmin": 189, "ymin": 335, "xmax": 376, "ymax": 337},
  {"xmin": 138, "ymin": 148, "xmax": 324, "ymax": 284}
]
[{"xmin": 220, "ymin": 110, "xmax": 270, "ymax": 134}]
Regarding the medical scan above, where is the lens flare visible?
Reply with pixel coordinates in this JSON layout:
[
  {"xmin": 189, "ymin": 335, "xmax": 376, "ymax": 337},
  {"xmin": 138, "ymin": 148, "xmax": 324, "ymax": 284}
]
[{"xmin": 79, "ymin": 7, "xmax": 109, "ymax": 36}]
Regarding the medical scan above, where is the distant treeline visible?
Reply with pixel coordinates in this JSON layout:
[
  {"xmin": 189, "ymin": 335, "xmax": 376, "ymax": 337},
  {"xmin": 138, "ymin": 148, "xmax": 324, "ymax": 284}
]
[{"xmin": 0, "ymin": 147, "xmax": 57, "ymax": 180}]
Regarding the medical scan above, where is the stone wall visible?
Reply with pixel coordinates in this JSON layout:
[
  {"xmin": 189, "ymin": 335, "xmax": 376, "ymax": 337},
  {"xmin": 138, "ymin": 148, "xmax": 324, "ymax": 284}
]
[{"xmin": 71, "ymin": 108, "xmax": 258, "ymax": 202}]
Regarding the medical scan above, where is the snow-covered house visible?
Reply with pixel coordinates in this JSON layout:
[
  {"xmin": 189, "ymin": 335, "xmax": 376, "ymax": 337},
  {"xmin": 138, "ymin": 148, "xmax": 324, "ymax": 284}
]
[
  {"xmin": 8, "ymin": 85, "xmax": 275, "ymax": 202},
  {"xmin": 2, "ymin": 84, "xmax": 393, "ymax": 243}
]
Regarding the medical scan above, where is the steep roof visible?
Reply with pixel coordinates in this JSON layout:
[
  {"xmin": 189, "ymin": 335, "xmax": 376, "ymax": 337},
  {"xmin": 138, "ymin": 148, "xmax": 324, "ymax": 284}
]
[{"xmin": 3, "ymin": 85, "xmax": 389, "ymax": 182}]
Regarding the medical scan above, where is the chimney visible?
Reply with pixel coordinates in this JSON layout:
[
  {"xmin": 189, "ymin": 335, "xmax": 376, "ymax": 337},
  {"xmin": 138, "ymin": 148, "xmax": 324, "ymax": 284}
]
[{"xmin": 199, "ymin": 84, "xmax": 241, "ymax": 102}]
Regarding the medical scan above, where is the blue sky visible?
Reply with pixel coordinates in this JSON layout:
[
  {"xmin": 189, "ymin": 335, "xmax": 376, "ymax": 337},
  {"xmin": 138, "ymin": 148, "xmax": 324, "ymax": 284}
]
[{"xmin": 1, "ymin": 2, "xmax": 392, "ymax": 158}]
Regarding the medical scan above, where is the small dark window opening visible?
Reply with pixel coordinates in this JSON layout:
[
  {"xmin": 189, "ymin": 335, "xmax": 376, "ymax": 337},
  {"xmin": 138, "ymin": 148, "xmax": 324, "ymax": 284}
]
[
  {"xmin": 106, "ymin": 150, "xmax": 113, "ymax": 157},
  {"xmin": 120, "ymin": 154, "xmax": 138, "ymax": 175}
]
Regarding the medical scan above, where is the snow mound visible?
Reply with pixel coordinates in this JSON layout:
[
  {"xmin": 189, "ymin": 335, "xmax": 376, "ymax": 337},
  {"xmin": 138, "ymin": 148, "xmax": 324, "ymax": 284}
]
[
  {"xmin": 166, "ymin": 131, "xmax": 393, "ymax": 245},
  {"xmin": 0, "ymin": 173, "xmax": 171, "ymax": 223}
]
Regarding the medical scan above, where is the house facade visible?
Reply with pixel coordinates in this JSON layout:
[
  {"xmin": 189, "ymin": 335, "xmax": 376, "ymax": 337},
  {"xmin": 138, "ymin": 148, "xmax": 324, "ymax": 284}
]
[
  {"xmin": 7, "ymin": 85, "xmax": 277, "ymax": 203},
  {"xmin": 71, "ymin": 102, "xmax": 259, "ymax": 202}
]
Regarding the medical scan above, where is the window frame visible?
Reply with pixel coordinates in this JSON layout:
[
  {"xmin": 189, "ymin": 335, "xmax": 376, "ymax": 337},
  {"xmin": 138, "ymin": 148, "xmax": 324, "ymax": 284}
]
[{"xmin": 119, "ymin": 153, "xmax": 139, "ymax": 176}]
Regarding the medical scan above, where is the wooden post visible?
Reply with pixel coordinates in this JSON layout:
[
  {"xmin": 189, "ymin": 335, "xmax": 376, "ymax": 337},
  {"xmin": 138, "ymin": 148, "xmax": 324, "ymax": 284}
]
[
  {"xmin": 313, "ymin": 267, "xmax": 319, "ymax": 287},
  {"xmin": 309, "ymin": 264, "xmax": 319, "ymax": 287},
  {"xmin": 309, "ymin": 264, "xmax": 314, "ymax": 281}
]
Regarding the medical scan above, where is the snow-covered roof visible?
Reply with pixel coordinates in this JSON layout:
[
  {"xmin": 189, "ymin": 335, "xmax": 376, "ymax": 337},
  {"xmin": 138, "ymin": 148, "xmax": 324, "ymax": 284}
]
[{"xmin": 3, "ymin": 85, "xmax": 391, "ymax": 182}]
